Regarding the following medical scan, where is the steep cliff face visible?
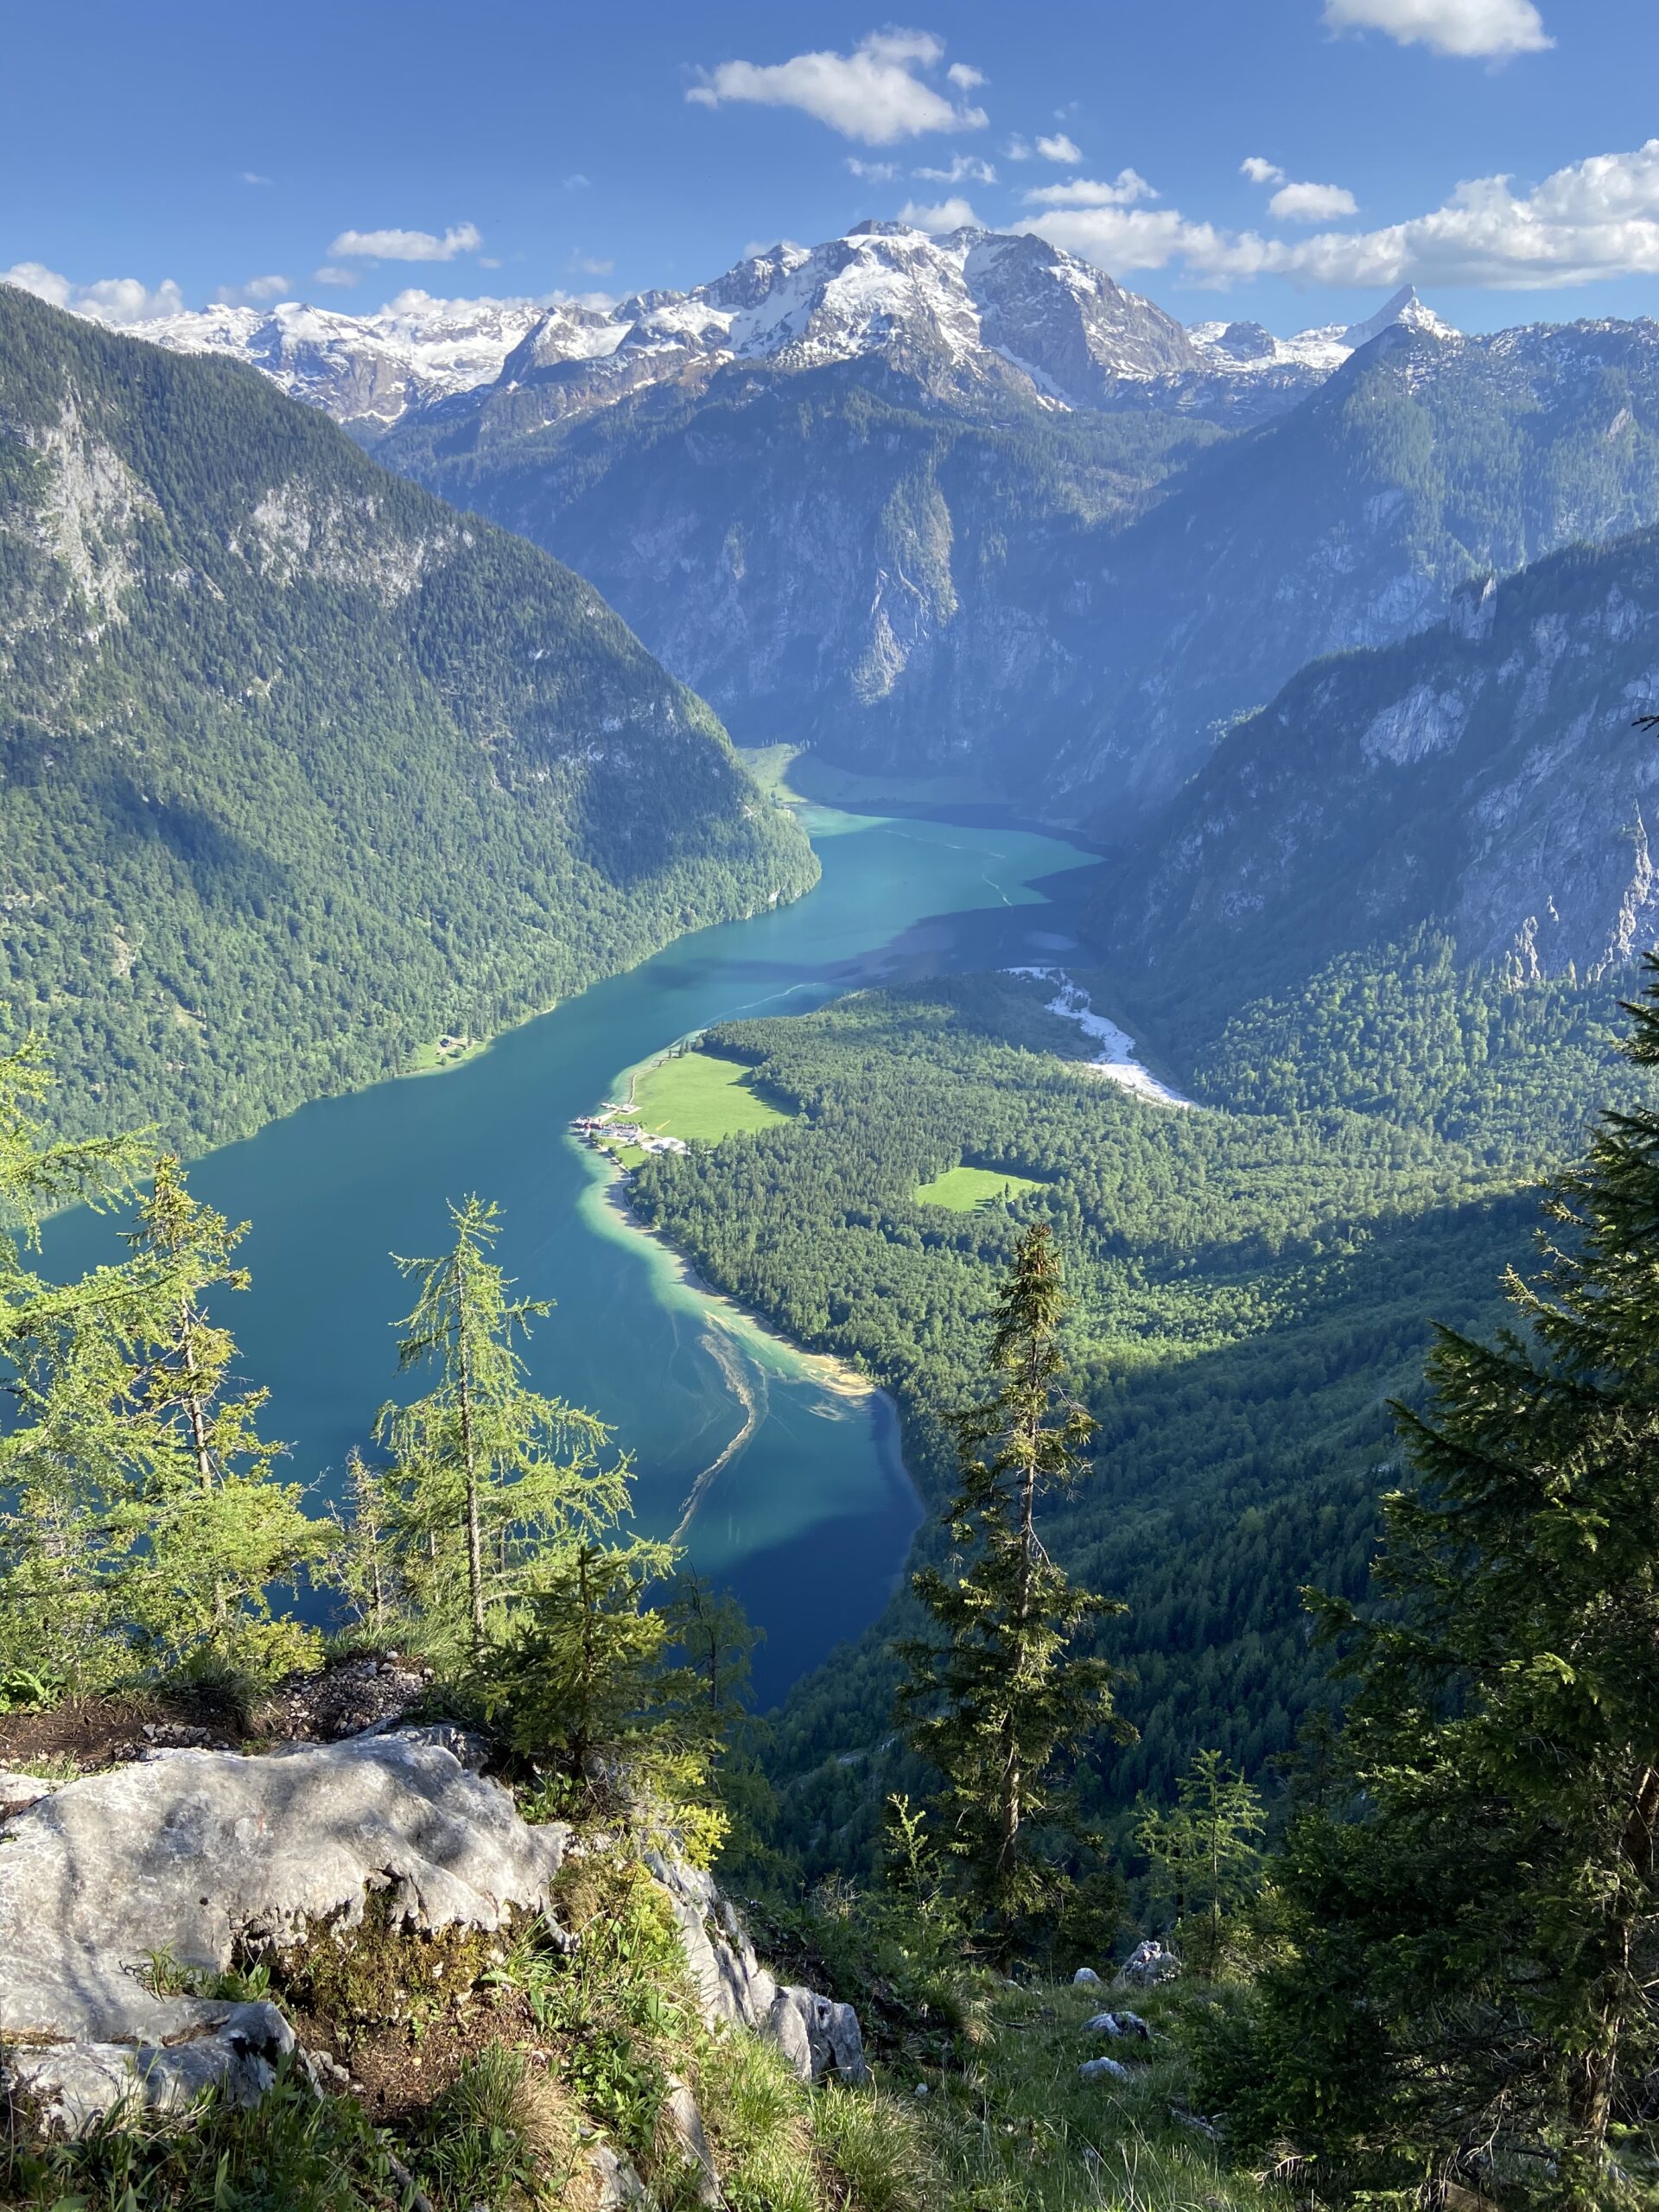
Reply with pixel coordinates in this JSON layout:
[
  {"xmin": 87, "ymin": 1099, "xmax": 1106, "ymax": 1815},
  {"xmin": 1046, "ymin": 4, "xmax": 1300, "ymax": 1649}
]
[
  {"xmin": 1048, "ymin": 317, "xmax": 1659, "ymax": 824},
  {"xmin": 1092, "ymin": 529, "xmax": 1659, "ymax": 1005},
  {"xmin": 384, "ymin": 308, "xmax": 1659, "ymax": 829},
  {"xmin": 393, "ymin": 363, "xmax": 1223, "ymax": 773}
]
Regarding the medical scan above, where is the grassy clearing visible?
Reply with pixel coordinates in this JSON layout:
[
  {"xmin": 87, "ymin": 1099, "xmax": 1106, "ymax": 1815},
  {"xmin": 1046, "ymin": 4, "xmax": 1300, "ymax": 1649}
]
[
  {"xmin": 914, "ymin": 1163, "xmax": 1048, "ymax": 1212},
  {"xmin": 918, "ymin": 1979, "xmax": 1283, "ymax": 2212},
  {"xmin": 633, "ymin": 1051, "xmax": 791, "ymax": 1142},
  {"xmin": 408, "ymin": 1034, "xmax": 480, "ymax": 1076}
]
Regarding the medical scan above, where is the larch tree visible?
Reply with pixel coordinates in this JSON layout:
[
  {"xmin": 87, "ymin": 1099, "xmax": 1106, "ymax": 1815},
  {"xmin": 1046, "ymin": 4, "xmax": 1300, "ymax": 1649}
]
[
  {"xmin": 376, "ymin": 1196, "xmax": 625, "ymax": 1656},
  {"xmin": 895, "ymin": 1221, "xmax": 1132, "ymax": 1936},
  {"xmin": 116, "ymin": 1155, "xmax": 326, "ymax": 1674}
]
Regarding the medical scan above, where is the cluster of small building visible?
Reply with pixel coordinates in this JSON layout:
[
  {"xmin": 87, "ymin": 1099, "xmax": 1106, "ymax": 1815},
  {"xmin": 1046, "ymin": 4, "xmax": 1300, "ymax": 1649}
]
[{"xmin": 569, "ymin": 1111, "xmax": 689, "ymax": 1162}]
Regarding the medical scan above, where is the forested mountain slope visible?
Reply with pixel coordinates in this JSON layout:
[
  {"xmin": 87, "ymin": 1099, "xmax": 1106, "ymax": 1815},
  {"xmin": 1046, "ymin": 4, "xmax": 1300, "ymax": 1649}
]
[
  {"xmin": 0, "ymin": 287, "xmax": 813, "ymax": 1148},
  {"xmin": 1093, "ymin": 522, "xmax": 1659, "ymax": 1039}
]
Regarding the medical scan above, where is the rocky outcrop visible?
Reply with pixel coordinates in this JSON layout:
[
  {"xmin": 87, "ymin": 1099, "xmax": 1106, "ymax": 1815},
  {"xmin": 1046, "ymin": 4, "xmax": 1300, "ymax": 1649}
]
[
  {"xmin": 645, "ymin": 1849, "xmax": 869, "ymax": 2087},
  {"xmin": 2, "ymin": 1727, "xmax": 868, "ymax": 2145},
  {"xmin": 0, "ymin": 1730, "xmax": 568, "ymax": 2134}
]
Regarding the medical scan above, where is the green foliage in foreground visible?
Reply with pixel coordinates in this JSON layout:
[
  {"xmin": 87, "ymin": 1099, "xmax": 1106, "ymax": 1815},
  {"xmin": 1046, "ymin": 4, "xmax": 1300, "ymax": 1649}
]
[
  {"xmin": 0, "ymin": 284, "xmax": 813, "ymax": 1154},
  {"xmin": 1204, "ymin": 957, "xmax": 1659, "ymax": 2207},
  {"xmin": 627, "ymin": 951, "xmax": 1649, "ymax": 1866},
  {"xmin": 0, "ymin": 1048, "xmax": 326, "ymax": 1690}
]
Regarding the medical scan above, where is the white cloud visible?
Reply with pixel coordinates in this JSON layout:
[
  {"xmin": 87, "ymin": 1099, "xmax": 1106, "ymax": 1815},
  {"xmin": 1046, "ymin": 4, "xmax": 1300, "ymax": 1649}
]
[
  {"xmin": 326, "ymin": 221, "xmax": 483, "ymax": 262},
  {"xmin": 563, "ymin": 172, "xmax": 592, "ymax": 190},
  {"xmin": 1023, "ymin": 168, "xmax": 1157, "ymax": 209},
  {"xmin": 213, "ymin": 273, "xmax": 290, "ymax": 307},
  {"xmin": 1322, "ymin": 0, "xmax": 1551, "ymax": 57},
  {"xmin": 313, "ymin": 265, "xmax": 360, "ymax": 288},
  {"xmin": 685, "ymin": 29, "xmax": 987, "ymax": 144},
  {"xmin": 1268, "ymin": 179, "xmax": 1359, "ymax": 221},
  {"xmin": 1035, "ymin": 132, "xmax": 1084, "ymax": 164},
  {"xmin": 1029, "ymin": 138, "xmax": 1659, "ymax": 292},
  {"xmin": 847, "ymin": 156, "xmax": 900, "ymax": 181},
  {"xmin": 1005, "ymin": 135, "xmax": 1031, "ymax": 161},
  {"xmin": 947, "ymin": 62, "xmax": 985, "ymax": 90},
  {"xmin": 1241, "ymin": 156, "xmax": 1357, "ymax": 221},
  {"xmin": 1024, "ymin": 206, "xmax": 1273, "ymax": 279},
  {"xmin": 241, "ymin": 170, "xmax": 273, "ymax": 186},
  {"xmin": 569, "ymin": 251, "xmax": 614, "ymax": 276},
  {"xmin": 2, "ymin": 261, "xmax": 186, "ymax": 323},
  {"xmin": 913, "ymin": 153, "xmax": 996, "ymax": 184},
  {"xmin": 897, "ymin": 194, "xmax": 981, "ymax": 233}
]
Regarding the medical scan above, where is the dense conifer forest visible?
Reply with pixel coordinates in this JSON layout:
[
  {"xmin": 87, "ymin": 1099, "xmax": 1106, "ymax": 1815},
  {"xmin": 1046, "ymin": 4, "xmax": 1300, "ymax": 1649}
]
[{"xmin": 626, "ymin": 949, "xmax": 1649, "ymax": 1858}]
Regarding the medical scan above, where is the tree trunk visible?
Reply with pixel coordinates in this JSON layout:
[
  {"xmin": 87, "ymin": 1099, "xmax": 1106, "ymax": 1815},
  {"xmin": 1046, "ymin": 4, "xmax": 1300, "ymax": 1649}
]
[
  {"xmin": 1566, "ymin": 1763, "xmax": 1659, "ymax": 2194},
  {"xmin": 458, "ymin": 1330, "xmax": 485, "ymax": 1654},
  {"xmin": 179, "ymin": 1300, "xmax": 213, "ymax": 1492}
]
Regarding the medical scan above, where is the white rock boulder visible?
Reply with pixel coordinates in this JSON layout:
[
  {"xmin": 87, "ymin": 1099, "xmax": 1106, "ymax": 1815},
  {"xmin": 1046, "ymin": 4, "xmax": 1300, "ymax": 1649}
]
[{"xmin": 0, "ymin": 1729, "xmax": 569, "ymax": 2134}]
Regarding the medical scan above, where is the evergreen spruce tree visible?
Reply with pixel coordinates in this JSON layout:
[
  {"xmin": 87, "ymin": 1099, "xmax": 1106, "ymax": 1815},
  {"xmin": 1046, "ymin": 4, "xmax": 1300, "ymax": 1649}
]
[
  {"xmin": 895, "ymin": 1222, "xmax": 1132, "ymax": 1936},
  {"xmin": 1234, "ymin": 954, "xmax": 1659, "ymax": 2205},
  {"xmin": 377, "ymin": 1197, "xmax": 625, "ymax": 1656}
]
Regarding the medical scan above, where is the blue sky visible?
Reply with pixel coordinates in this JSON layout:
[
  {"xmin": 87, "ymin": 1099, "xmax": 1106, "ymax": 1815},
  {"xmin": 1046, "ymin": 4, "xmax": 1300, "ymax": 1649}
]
[{"xmin": 5, "ymin": 0, "xmax": 1658, "ymax": 334}]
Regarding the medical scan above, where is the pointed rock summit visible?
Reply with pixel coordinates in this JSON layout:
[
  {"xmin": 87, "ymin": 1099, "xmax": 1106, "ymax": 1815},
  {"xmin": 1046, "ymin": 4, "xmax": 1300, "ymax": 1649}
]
[{"xmin": 1343, "ymin": 284, "xmax": 1458, "ymax": 349}]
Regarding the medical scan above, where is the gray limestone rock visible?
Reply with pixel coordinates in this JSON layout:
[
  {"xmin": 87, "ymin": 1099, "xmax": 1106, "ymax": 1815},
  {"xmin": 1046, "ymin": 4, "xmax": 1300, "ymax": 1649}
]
[
  {"xmin": 0, "ymin": 1731, "xmax": 568, "ymax": 2134},
  {"xmin": 1079, "ymin": 2055, "xmax": 1132, "ymax": 2084},
  {"xmin": 592, "ymin": 2144, "xmax": 652, "ymax": 2208},
  {"xmin": 664, "ymin": 2075, "xmax": 722, "ymax": 2205},
  {"xmin": 644, "ymin": 1847, "xmax": 868, "ymax": 2084},
  {"xmin": 1116, "ymin": 1940, "xmax": 1180, "ymax": 1989}
]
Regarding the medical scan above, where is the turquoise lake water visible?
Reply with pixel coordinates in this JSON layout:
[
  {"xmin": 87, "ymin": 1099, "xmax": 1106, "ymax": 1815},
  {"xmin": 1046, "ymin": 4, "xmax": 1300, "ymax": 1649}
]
[{"xmin": 44, "ymin": 804, "xmax": 1100, "ymax": 1700}]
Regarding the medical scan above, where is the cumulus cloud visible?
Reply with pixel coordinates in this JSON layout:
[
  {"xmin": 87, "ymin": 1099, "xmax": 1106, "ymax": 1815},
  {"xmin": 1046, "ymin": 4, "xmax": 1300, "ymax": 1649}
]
[
  {"xmin": 313, "ymin": 265, "xmax": 360, "ymax": 288},
  {"xmin": 1239, "ymin": 160, "xmax": 1357, "ymax": 222},
  {"xmin": 1035, "ymin": 132, "xmax": 1084, "ymax": 163},
  {"xmin": 1029, "ymin": 139, "xmax": 1659, "ymax": 291},
  {"xmin": 326, "ymin": 221, "xmax": 483, "ymax": 262},
  {"xmin": 563, "ymin": 172, "xmax": 592, "ymax": 190},
  {"xmin": 1269, "ymin": 179, "xmax": 1359, "ymax": 221},
  {"xmin": 2, "ymin": 261, "xmax": 186, "ymax": 323},
  {"xmin": 947, "ymin": 61, "xmax": 984, "ymax": 90},
  {"xmin": 685, "ymin": 28, "xmax": 987, "ymax": 144},
  {"xmin": 1322, "ymin": 0, "xmax": 1551, "ymax": 57},
  {"xmin": 913, "ymin": 152, "xmax": 996, "ymax": 184},
  {"xmin": 212, "ymin": 273, "xmax": 290, "ymax": 307},
  {"xmin": 1024, "ymin": 206, "xmax": 1270, "ymax": 279},
  {"xmin": 568, "ymin": 251, "xmax": 614, "ymax": 276},
  {"xmin": 1023, "ymin": 168, "xmax": 1157, "ymax": 209},
  {"xmin": 241, "ymin": 170, "xmax": 273, "ymax": 186},
  {"xmin": 897, "ymin": 194, "xmax": 981, "ymax": 232},
  {"xmin": 847, "ymin": 156, "xmax": 900, "ymax": 181}
]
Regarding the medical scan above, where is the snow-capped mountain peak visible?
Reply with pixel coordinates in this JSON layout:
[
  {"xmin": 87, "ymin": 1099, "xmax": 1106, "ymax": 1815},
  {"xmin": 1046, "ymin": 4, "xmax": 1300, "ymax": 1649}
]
[{"xmin": 29, "ymin": 228, "xmax": 1457, "ymax": 435}]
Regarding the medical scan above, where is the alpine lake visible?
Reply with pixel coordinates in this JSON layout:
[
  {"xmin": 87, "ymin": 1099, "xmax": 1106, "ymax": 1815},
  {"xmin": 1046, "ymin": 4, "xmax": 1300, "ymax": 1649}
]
[{"xmin": 45, "ymin": 798, "xmax": 1103, "ymax": 1703}]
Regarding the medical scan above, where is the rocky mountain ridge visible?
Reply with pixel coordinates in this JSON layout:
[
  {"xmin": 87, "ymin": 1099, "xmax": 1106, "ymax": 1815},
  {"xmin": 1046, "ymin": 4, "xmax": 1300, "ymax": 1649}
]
[{"xmin": 51, "ymin": 226, "xmax": 1449, "ymax": 435}]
